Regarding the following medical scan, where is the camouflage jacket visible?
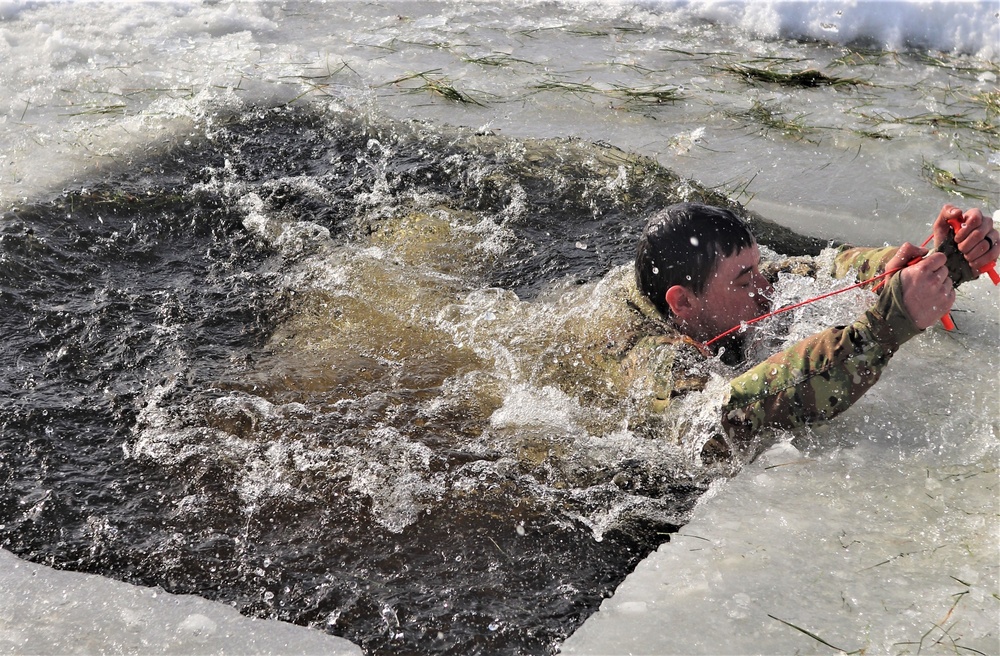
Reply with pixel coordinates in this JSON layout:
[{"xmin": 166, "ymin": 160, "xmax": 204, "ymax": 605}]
[
  {"xmin": 625, "ymin": 243, "xmax": 937, "ymax": 461},
  {"xmin": 720, "ymin": 231, "xmax": 982, "ymax": 449},
  {"xmin": 719, "ymin": 245, "xmax": 917, "ymax": 458}
]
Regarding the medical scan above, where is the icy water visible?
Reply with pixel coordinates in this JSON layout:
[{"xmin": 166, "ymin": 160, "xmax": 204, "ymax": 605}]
[{"xmin": 1, "ymin": 2, "xmax": 998, "ymax": 655}]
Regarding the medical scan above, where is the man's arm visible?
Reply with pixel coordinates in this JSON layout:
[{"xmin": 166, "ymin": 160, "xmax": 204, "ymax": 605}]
[
  {"xmin": 831, "ymin": 245, "xmax": 899, "ymax": 282},
  {"xmin": 719, "ymin": 271, "xmax": 921, "ymax": 449},
  {"xmin": 719, "ymin": 204, "xmax": 996, "ymax": 454},
  {"xmin": 833, "ymin": 205, "xmax": 997, "ymax": 286},
  {"xmin": 830, "ymin": 242, "xmax": 969, "ymax": 284}
]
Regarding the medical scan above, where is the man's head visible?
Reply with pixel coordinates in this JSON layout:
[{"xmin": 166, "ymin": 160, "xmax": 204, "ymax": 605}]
[{"xmin": 635, "ymin": 202, "xmax": 772, "ymax": 344}]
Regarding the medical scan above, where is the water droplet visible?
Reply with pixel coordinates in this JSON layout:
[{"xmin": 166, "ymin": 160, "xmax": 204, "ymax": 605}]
[
  {"xmin": 651, "ymin": 266, "xmax": 659, "ymax": 275},
  {"xmin": 690, "ymin": 236, "xmax": 699, "ymax": 246},
  {"xmin": 575, "ymin": 241, "xmax": 588, "ymax": 250}
]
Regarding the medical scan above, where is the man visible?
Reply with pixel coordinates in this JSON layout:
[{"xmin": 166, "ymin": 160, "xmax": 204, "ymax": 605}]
[{"xmin": 633, "ymin": 202, "xmax": 998, "ymax": 461}]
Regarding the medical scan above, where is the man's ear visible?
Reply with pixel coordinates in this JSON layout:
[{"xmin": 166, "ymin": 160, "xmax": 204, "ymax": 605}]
[{"xmin": 665, "ymin": 285, "xmax": 699, "ymax": 323}]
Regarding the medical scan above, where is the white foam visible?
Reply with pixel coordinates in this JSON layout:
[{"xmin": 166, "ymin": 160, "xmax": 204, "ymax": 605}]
[
  {"xmin": 632, "ymin": 0, "xmax": 999, "ymax": 58},
  {"xmin": 490, "ymin": 383, "xmax": 584, "ymax": 431},
  {"xmin": 345, "ymin": 427, "xmax": 445, "ymax": 533}
]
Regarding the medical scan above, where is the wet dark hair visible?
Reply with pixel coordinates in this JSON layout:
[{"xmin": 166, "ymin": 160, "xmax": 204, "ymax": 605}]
[{"xmin": 635, "ymin": 202, "xmax": 755, "ymax": 318}]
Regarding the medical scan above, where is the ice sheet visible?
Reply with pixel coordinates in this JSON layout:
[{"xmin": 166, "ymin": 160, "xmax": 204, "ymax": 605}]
[
  {"xmin": 562, "ymin": 440, "xmax": 999, "ymax": 655},
  {"xmin": 0, "ymin": 548, "xmax": 362, "ymax": 655}
]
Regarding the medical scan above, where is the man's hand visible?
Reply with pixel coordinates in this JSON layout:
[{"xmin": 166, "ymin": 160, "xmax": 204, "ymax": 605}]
[
  {"xmin": 932, "ymin": 204, "xmax": 999, "ymax": 274},
  {"xmin": 895, "ymin": 244, "xmax": 956, "ymax": 330},
  {"xmin": 885, "ymin": 241, "xmax": 926, "ymax": 275}
]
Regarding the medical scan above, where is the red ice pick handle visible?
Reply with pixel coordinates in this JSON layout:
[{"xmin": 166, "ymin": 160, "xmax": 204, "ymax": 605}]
[
  {"xmin": 949, "ymin": 217, "xmax": 1000, "ymax": 284},
  {"xmin": 938, "ymin": 217, "xmax": 1000, "ymax": 331}
]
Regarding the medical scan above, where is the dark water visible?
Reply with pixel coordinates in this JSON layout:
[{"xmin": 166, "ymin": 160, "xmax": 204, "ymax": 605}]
[{"xmin": 0, "ymin": 106, "xmax": 823, "ymax": 654}]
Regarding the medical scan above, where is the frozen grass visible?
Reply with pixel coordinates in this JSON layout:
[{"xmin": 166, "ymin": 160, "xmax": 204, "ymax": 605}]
[
  {"xmin": 767, "ymin": 615, "xmax": 860, "ymax": 654},
  {"xmin": 829, "ymin": 47, "xmax": 902, "ymax": 68},
  {"xmin": 737, "ymin": 99, "xmax": 813, "ymax": 140},
  {"xmin": 711, "ymin": 171, "xmax": 760, "ymax": 204},
  {"xmin": 910, "ymin": 52, "xmax": 1000, "ymax": 77},
  {"xmin": 894, "ymin": 577, "xmax": 995, "ymax": 656},
  {"xmin": 852, "ymin": 105, "xmax": 998, "ymax": 154},
  {"xmin": 771, "ymin": 591, "xmax": 993, "ymax": 656},
  {"xmin": 528, "ymin": 78, "xmax": 684, "ymax": 108},
  {"xmin": 388, "ymin": 70, "xmax": 486, "ymax": 105},
  {"xmin": 852, "ymin": 128, "xmax": 893, "ymax": 140},
  {"xmin": 721, "ymin": 63, "xmax": 869, "ymax": 88},
  {"xmin": 969, "ymin": 90, "xmax": 1000, "ymax": 116},
  {"xmin": 60, "ymin": 103, "xmax": 128, "ymax": 117},
  {"xmin": 893, "ymin": 111, "xmax": 997, "ymax": 138},
  {"xmin": 463, "ymin": 53, "xmax": 536, "ymax": 68},
  {"xmin": 921, "ymin": 160, "xmax": 994, "ymax": 202},
  {"xmin": 660, "ymin": 46, "xmax": 739, "ymax": 61},
  {"xmin": 564, "ymin": 25, "xmax": 645, "ymax": 38}
]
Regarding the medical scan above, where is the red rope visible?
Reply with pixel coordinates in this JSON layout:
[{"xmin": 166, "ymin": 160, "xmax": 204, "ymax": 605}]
[
  {"xmin": 705, "ymin": 220, "xmax": 1000, "ymax": 349},
  {"xmin": 703, "ymin": 253, "xmax": 917, "ymax": 349}
]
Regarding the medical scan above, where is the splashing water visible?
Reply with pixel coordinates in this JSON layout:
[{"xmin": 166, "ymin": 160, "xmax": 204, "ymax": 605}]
[{"xmin": 1, "ymin": 1, "xmax": 997, "ymax": 654}]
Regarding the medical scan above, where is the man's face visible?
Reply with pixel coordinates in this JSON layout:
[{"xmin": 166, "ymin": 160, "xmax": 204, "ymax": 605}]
[{"xmin": 689, "ymin": 243, "xmax": 773, "ymax": 341}]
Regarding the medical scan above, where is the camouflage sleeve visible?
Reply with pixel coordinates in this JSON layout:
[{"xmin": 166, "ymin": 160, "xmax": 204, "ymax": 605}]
[
  {"xmin": 833, "ymin": 235, "xmax": 976, "ymax": 287},
  {"xmin": 720, "ymin": 271, "xmax": 921, "ymax": 450},
  {"xmin": 625, "ymin": 333, "xmax": 709, "ymax": 415},
  {"xmin": 831, "ymin": 245, "xmax": 899, "ymax": 281}
]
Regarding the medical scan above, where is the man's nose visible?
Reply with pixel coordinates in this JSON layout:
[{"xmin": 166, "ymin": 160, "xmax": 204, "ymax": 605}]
[{"xmin": 754, "ymin": 275, "xmax": 773, "ymax": 307}]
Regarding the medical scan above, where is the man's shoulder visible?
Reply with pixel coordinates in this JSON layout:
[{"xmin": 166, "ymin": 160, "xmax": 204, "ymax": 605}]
[
  {"xmin": 630, "ymin": 330, "xmax": 708, "ymax": 356},
  {"xmin": 623, "ymin": 322, "xmax": 719, "ymax": 411},
  {"xmin": 761, "ymin": 255, "xmax": 820, "ymax": 282}
]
